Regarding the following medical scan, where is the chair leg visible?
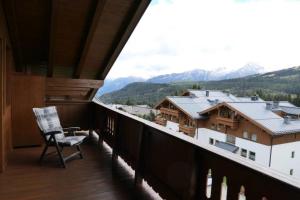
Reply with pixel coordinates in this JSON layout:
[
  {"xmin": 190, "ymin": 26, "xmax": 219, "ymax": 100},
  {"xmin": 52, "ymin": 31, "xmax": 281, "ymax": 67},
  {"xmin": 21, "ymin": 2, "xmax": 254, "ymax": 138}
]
[
  {"xmin": 39, "ymin": 144, "xmax": 49, "ymax": 163},
  {"xmin": 76, "ymin": 145, "xmax": 83, "ymax": 159},
  {"xmin": 54, "ymin": 142, "xmax": 66, "ymax": 168}
]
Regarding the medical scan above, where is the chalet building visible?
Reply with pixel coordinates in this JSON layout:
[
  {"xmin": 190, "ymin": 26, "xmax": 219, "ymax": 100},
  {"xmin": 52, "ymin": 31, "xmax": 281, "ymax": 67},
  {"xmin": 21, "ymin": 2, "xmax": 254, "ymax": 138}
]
[
  {"xmin": 155, "ymin": 89, "xmax": 262, "ymax": 135},
  {"xmin": 156, "ymin": 90, "xmax": 300, "ymax": 178}
]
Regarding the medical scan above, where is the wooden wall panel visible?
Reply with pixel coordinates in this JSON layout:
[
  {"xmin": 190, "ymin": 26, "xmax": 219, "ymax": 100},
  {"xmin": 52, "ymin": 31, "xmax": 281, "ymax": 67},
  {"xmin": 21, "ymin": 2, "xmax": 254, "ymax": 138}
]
[
  {"xmin": 11, "ymin": 75, "xmax": 45, "ymax": 147},
  {"xmin": 46, "ymin": 101, "xmax": 92, "ymax": 130},
  {"xmin": 0, "ymin": 37, "xmax": 4, "ymax": 172}
]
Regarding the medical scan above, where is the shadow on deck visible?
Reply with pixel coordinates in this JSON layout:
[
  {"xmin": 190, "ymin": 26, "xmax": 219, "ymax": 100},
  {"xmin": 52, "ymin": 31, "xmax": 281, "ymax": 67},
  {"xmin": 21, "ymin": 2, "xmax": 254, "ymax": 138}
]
[{"xmin": 0, "ymin": 140, "xmax": 158, "ymax": 200}]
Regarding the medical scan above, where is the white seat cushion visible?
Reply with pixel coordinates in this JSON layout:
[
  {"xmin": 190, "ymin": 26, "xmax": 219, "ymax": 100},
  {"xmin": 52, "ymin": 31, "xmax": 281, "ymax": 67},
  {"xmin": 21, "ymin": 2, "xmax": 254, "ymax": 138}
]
[
  {"xmin": 33, "ymin": 106, "xmax": 65, "ymax": 140},
  {"xmin": 56, "ymin": 136, "xmax": 86, "ymax": 146}
]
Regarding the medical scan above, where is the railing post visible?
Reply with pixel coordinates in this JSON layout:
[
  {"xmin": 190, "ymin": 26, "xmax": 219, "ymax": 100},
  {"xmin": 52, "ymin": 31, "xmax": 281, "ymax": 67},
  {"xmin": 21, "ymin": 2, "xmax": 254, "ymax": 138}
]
[
  {"xmin": 134, "ymin": 124, "xmax": 147, "ymax": 187},
  {"xmin": 183, "ymin": 148, "xmax": 201, "ymax": 200},
  {"xmin": 112, "ymin": 114, "xmax": 120, "ymax": 167}
]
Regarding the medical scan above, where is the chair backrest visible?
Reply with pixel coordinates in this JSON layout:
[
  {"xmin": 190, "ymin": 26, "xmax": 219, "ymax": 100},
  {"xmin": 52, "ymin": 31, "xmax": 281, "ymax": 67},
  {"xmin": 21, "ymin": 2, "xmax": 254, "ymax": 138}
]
[{"xmin": 32, "ymin": 106, "xmax": 64, "ymax": 140}]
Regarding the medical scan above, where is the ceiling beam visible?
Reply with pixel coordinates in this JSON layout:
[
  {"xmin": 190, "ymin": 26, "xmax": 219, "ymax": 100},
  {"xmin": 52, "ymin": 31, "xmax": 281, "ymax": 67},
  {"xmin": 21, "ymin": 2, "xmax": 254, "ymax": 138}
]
[
  {"xmin": 47, "ymin": 0, "xmax": 58, "ymax": 77},
  {"xmin": 73, "ymin": 0, "xmax": 107, "ymax": 79},
  {"xmin": 97, "ymin": 0, "xmax": 151, "ymax": 80}
]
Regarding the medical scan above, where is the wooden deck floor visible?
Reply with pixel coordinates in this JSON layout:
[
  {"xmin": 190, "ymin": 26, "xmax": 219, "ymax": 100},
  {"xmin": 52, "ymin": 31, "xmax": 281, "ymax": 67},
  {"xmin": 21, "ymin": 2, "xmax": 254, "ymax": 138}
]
[{"xmin": 0, "ymin": 142, "xmax": 157, "ymax": 200}]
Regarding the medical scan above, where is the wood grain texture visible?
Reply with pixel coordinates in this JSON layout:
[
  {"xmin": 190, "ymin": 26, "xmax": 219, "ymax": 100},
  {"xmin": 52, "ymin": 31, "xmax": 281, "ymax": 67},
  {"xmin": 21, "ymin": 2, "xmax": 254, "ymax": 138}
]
[
  {"xmin": 11, "ymin": 75, "xmax": 45, "ymax": 147},
  {"xmin": 0, "ymin": 143, "xmax": 155, "ymax": 200},
  {"xmin": 46, "ymin": 78, "xmax": 103, "ymax": 100},
  {"xmin": 46, "ymin": 101, "xmax": 92, "ymax": 130}
]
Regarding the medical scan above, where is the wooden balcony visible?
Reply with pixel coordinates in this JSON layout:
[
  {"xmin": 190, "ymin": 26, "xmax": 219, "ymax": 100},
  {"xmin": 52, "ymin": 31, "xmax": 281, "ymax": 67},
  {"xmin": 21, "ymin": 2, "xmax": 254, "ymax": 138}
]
[
  {"xmin": 160, "ymin": 107, "xmax": 179, "ymax": 117},
  {"xmin": 1, "ymin": 100, "xmax": 300, "ymax": 199},
  {"xmin": 179, "ymin": 124, "xmax": 196, "ymax": 136},
  {"xmin": 216, "ymin": 116, "xmax": 239, "ymax": 129},
  {"xmin": 155, "ymin": 116, "xmax": 167, "ymax": 126},
  {"xmin": 0, "ymin": 140, "xmax": 156, "ymax": 200}
]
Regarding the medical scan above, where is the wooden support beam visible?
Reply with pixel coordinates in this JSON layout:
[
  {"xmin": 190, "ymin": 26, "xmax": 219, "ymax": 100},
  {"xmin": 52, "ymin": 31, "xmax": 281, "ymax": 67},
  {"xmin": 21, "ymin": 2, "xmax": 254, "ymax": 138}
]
[
  {"xmin": 46, "ymin": 78, "xmax": 103, "ymax": 88},
  {"xmin": 97, "ymin": 0, "xmax": 151, "ymax": 80},
  {"xmin": 47, "ymin": 0, "xmax": 58, "ymax": 77},
  {"xmin": 73, "ymin": 0, "xmax": 107, "ymax": 79},
  {"xmin": 46, "ymin": 78, "xmax": 103, "ymax": 101},
  {"xmin": 2, "ymin": 0, "xmax": 23, "ymax": 72},
  {"xmin": 0, "ymin": 38, "xmax": 4, "ymax": 172}
]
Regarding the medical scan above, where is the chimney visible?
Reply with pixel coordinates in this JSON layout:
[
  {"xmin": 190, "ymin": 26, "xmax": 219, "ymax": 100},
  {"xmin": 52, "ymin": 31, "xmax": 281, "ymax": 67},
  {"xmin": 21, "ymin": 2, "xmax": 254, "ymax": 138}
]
[
  {"xmin": 266, "ymin": 102, "xmax": 272, "ymax": 110},
  {"xmin": 273, "ymin": 101, "xmax": 279, "ymax": 109},
  {"xmin": 206, "ymin": 90, "xmax": 209, "ymax": 97},
  {"xmin": 251, "ymin": 95, "xmax": 258, "ymax": 101},
  {"xmin": 284, "ymin": 116, "xmax": 291, "ymax": 124}
]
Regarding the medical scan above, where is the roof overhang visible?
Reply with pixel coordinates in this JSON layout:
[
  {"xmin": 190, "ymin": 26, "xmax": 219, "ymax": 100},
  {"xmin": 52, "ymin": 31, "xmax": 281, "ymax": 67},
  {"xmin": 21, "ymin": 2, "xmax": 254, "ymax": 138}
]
[{"xmin": 2, "ymin": 0, "xmax": 151, "ymax": 80}]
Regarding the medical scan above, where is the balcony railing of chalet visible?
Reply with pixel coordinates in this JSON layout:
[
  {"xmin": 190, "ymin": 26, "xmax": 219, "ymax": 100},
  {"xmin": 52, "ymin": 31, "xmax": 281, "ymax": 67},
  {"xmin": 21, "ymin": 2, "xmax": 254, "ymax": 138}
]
[
  {"xmin": 160, "ymin": 107, "xmax": 179, "ymax": 117},
  {"xmin": 179, "ymin": 124, "xmax": 196, "ymax": 136},
  {"xmin": 216, "ymin": 117, "xmax": 239, "ymax": 129},
  {"xmin": 93, "ymin": 100, "xmax": 300, "ymax": 200},
  {"xmin": 155, "ymin": 116, "xmax": 167, "ymax": 126}
]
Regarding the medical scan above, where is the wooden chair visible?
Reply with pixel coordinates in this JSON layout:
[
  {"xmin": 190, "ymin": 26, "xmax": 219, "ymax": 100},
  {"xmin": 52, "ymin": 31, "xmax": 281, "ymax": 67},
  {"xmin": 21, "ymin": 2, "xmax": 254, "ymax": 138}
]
[{"xmin": 33, "ymin": 106, "xmax": 86, "ymax": 168}]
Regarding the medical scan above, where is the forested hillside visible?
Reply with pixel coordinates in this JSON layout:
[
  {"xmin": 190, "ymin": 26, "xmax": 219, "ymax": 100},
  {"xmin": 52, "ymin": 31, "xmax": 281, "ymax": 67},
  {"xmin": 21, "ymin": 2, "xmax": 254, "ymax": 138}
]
[{"xmin": 99, "ymin": 67, "xmax": 300, "ymax": 107}]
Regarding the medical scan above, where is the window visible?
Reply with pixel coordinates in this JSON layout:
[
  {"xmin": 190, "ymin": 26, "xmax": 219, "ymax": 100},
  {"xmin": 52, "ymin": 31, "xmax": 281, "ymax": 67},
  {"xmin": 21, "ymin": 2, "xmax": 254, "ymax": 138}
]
[
  {"xmin": 290, "ymin": 169, "xmax": 294, "ymax": 175},
  {"xmin": 251, "ymin": 134, "xmax": 257, "ymax": 142},
  {"xmin": 217, "ymin": 125, "xmax": 221, "ymax": 131},
  {"xmin": 209, "ymin": 138, "xmax": 214, "ymax": 145},
  {"xmin": 211, "ymin": 123, "xmax": 216, "ymax": 130},
  {"xmin": 249, "ymin": 151, "xmax": 256, "ymax": 161},
  {"xmin": 291, "ymin": 151, "xmax": 295, "ymax": 158},
  {"xmin": 243, "ymin": 131, "xmax": 248, "ymax": 139},
  {"xmin": 226, "ymin": 134, "xmax": 236, "ymax": 144},
  {"xmin": 241, "ymin": 149, "xmax": 247, "ymax": 157}
]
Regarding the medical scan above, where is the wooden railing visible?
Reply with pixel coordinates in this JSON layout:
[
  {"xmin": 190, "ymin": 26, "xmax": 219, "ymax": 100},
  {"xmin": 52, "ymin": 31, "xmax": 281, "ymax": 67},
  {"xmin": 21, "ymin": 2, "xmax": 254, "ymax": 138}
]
[
  {"xmin": 160, "ymin": 107, "xmax": 179, "ymax": 117},
  {"xmin": 179, "ymin": 124, "xmax": 196, "ymax": 136},
  {"xmin": 92, "ymin": 100, "xmax": 300, "ymax": 200},
  {"xmin": 216, "ymin": 117, "xmax": 239, "ymax": 129},
  {"xmin": 155, "ymin": 116, "xmax": 167, "ymax": 126}
]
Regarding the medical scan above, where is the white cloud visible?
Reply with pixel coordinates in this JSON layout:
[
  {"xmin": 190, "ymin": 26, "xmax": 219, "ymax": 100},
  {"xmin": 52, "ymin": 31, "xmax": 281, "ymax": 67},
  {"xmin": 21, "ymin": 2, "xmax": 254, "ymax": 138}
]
[{"xmin": 107, "ymin": 0, "xmax": 300, "ymax": 79}]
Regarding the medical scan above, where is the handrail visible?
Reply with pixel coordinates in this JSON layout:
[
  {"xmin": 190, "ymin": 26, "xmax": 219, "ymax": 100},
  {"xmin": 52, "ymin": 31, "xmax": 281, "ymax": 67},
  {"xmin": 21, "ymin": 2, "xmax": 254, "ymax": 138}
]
[{"xmin": 93, "ymin": 99, "xmax": 300, "ymax": 199}]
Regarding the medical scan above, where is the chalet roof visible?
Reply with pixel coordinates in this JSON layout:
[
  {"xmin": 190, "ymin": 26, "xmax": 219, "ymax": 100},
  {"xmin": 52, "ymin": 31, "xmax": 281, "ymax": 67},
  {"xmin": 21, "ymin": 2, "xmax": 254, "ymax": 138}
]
[
  {"xmin": 166, "ymin": 97, "xmax": 209, "ymax": 119},
  {"xmin": 187, "ymin": 90, "xmax": 240, "ymax": 101},
  {"xmin": 279, "ymin": 106, "xmax": 300, "ymax": 116},
  {"xmin": 200, "ymin": 102, "xmax": 300, "ymax": 135},
  {"xmin": 160, "ymin": 90, "xmax": 263, "ymax": 119}
]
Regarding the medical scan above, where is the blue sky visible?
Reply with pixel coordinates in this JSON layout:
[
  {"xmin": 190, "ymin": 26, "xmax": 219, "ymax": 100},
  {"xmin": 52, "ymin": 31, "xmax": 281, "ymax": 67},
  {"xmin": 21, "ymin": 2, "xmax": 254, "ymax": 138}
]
[{"xmin": 107, "ymin": 0, "xmax": 300, "ymax": 79}]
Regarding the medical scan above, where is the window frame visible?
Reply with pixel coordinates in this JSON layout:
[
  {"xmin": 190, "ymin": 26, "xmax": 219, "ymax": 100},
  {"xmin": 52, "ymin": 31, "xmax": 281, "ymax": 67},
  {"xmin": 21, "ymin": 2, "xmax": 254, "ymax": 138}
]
[
  {"xmin": 241, "ymin": 148, "xmax": 247, "ymax": 158},
  {"xmin": 251, "ymin": 133, "xmax": 257, "ymax": 142},
  {"xmin": 249, "ymin": 151, "xmax": 256, "ymax": 161}
]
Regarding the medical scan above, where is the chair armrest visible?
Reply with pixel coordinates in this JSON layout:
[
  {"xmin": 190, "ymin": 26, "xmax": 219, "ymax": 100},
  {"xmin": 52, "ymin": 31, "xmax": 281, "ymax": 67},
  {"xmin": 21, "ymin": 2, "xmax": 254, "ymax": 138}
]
[
  {"xmin": 63, "ymin": 127, "xmax": 81, "ymax": 132},
  {"xmin": 44, "ymin": 131, "xmax": 62, "ymax": 136},
  {"xmin": 63, "ymin": 127, "xmax": 81, "ymax": 136}
]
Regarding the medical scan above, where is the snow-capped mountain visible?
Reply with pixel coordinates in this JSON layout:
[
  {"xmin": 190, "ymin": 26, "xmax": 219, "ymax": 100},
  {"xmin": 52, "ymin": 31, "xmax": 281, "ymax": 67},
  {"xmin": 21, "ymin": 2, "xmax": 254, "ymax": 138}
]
[
  {"xmin": 97, "ymin": 64, "xmax": 265, "ymax": 95},
  {"xmin": 147, "ymin": 64, "xmax": 265, "ymax": 83}
]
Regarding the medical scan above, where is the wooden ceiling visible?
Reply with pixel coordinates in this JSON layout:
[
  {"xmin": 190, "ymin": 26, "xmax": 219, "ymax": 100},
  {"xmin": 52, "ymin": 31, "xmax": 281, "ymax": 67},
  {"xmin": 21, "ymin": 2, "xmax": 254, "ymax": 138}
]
[{"xmin": 2, "ymin": 0, "xmax": 151, "ymax": 80}]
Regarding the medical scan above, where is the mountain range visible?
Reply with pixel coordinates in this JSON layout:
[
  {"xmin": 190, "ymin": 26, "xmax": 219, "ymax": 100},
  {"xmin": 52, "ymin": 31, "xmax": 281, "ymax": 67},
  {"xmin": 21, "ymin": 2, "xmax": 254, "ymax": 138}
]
[
  {"xmin": 97, "ymin": 63, "xmax": 264, "ymax": 95},
  {"xmin": 98, "ymin": 66, "xmax": 300, "ymax": 106}
]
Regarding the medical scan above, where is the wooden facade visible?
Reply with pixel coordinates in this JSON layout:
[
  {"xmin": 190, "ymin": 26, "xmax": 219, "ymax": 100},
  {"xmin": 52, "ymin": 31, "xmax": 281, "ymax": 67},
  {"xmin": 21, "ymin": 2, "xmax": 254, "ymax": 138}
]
[
  {"xmin": 156, "ymin": 98, "xmax": 300, "ymax": 147},
  {"xmin": 156, "ymin": 99, "xmax": 198, "ymax": 136},
  {"xmin": 201, "ymin": 108, "xmax": 272, "ymax": 145}
]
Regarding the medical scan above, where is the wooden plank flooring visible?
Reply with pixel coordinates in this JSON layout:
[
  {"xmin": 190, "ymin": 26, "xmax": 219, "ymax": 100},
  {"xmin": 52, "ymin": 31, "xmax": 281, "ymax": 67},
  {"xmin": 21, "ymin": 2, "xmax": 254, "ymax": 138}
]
[{"xmin": 0, "ymin": 142, "xmax": 157, "ymax": 200}]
